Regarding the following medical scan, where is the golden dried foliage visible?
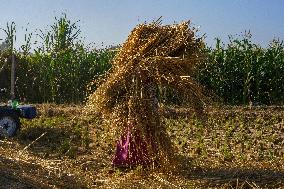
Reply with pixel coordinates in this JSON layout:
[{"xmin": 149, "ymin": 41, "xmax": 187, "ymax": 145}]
[{"xmin": 86, "ymin": 21, "xmax": 208, "ymax": 168}]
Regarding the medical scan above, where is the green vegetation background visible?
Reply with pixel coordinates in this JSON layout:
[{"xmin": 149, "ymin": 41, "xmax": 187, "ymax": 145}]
[{"xmin": 0, "ymin": 15, "xmax": 283, "ymax": 105}]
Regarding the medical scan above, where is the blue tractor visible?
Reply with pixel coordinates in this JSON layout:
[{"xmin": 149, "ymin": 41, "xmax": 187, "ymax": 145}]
[
  {"xmin": 0, "ymin": 101, "xmax": 37, "ymax": 137},
  {"xmin": 0, "ymin": 54, "xmax": 37, "ymax": 137}
]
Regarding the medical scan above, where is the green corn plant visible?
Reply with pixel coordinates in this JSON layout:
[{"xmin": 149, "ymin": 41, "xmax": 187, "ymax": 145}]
[
  {"xmin": 2, "ymin": 22, "xmax": 16, "ymax": 53},
  {"xmin": 15, "ymin": 14, "xmax": 114, "ymax": 103},
  {"xmin": 0, "ymin": 22, "xmax": 16, "ymax": 100},
  {"xmin": 198, "ymin": 34, "xmax": 284, "ymax": 105},
  {"xmin": 3, "ymin": 16, "xmax": 283, "ymax": 105}
]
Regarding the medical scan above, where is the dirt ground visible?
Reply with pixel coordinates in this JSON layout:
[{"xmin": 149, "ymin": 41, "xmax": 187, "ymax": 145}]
[
  {"xmin": 0, "ymin": 141, "xmax": 89, "ymax": 189},
  {"xmin": 0, "ymin": 104, "xmax": 284, "ymax": 188},
  {"xmin": 0, "ymin": 171, "xmax": 36, "ymax": 189}
]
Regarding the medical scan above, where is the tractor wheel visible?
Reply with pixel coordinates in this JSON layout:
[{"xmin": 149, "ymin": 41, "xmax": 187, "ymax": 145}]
[{"xmin": 0, "ymin": 113, "xmax": 20, "ymax": 137}]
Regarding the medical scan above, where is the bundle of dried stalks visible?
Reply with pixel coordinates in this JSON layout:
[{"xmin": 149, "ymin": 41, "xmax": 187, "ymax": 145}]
[{"xmin": 87, "ymin": 21, "xmax": 208, "ymax": 168}]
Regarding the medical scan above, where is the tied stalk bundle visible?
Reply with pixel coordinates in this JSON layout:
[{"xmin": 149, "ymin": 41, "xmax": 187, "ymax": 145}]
[{"xmin": 87, "ymin": 21, "xmax": 208, "ymax": 169}]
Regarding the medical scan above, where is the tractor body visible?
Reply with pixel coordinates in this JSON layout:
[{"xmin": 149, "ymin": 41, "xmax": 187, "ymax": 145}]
[{"xmin": 0, "ymin": 103, "xmax": 37, "ymax": 137}]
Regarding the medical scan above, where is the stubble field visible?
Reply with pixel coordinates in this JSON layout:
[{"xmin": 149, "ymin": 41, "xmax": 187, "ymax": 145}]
[{"xmin": 0, "ymin": 104, "xmax": 283, "ymax": 188}]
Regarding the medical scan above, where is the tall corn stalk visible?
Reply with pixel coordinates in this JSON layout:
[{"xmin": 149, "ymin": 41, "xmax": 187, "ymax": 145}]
[
  {"xmin": 15, "ymin": 14, "xmax": 113, "ymax": 103},
  {"xmin": 198, "ymin": 35, "xmax": 284, "ymax": 105},
  {"xmin": 1, "ymin": 22, "xmax": 16, "ymax": 99}
]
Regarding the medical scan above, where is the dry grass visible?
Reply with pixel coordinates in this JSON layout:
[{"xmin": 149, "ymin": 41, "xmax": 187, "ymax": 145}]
[
  {"xmin": 86, "ymin": 21, "xmax": 207, "ymax": 169},
  {"xmin": 0, "ymin": 104, "xmax": 283, "ymax": 188}
]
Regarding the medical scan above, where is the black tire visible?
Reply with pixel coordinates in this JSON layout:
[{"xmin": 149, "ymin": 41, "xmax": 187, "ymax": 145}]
[{"xmin": 0, "ymin": 112, "xmax": 20, "ymax": 137}]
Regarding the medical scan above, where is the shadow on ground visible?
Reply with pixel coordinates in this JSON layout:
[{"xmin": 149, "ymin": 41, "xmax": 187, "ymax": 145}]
[
  {"xmin": 177, "ymin": 156, "xmax": 284, "ymax": 188},
  {"xmin": 0, "ymin": 169, "xmax": 38, "ymax": 189},
  {"xmin": 0, "ymin": 156, "xmax": 88, "ymax": 189},
  {"xmin": 190, "ymin": 167, "xmax": 284, "ymax": 188},
  {"xmin": 14, "ymin": 125, "xmax": 80, "ymax": 158}
]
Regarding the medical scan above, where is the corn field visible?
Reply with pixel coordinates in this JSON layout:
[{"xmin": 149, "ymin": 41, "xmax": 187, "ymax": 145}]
[
  {"xmin": 0, "ymin": 15, "xmax": 114, "ymax": 103},
  {"xmin": 198, "ymin": 36, "xmax": 284, "ymax": 105},
  {"xmin": 0, "ymin": 15, "xmax": 283, "ymax": 105},
  {"xmin": 15, "ymin": 47, "xmax": 113, "ymax": 103}
]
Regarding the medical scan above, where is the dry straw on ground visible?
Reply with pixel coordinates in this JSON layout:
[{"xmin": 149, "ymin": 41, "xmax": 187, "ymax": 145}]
[{"xmin": 87, "ymin": 20, "xmax": 208, "ymax": 168}]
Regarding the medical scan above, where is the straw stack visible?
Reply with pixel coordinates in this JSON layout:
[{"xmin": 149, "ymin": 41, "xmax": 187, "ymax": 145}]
[{"xmin": 87, "ymin": 21, "xmax": 207, "ymax": 168}]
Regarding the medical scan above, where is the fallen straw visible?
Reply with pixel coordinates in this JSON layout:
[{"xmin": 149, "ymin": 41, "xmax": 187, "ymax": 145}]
[
  {"xmin": 86, "ymin": 21, "xmax": 208, "ymax": 168},
  {"xmin": 18, "ymin": 132, "xmax": 47, "ymax": 157}
]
